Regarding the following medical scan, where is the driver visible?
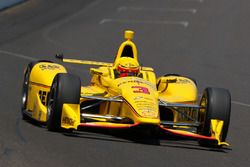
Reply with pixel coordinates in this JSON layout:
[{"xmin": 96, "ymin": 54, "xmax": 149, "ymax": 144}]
[{"xmin": 115, "ymin": 57, "xmax": 140, "ymax": 78}]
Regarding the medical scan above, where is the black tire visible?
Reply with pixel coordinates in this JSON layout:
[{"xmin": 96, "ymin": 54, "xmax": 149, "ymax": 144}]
[
  {"xmin": 21, "ymin": 60, "xmax": 53, "ymax": 120},
  {"xmin": 198, "ymin": 87, "xmax": 231, "ymax": 146},
  {"xmin": 47, "ymin": 73, "xmax": 81, "ymax": 132}
]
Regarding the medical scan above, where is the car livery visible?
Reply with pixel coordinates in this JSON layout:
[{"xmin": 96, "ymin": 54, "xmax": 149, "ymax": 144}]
[{"xmin": 21, "ymin": 30, "xmax": 231, "ymax": 147}]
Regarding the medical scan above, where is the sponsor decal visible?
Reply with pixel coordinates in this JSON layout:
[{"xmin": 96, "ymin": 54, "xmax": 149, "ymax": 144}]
[
  {"xmin": 117, "ymin": 80, "xmax": 143, "ymax": 87},
  {"xmin": 134, "ymin": 96, "xmax": 144, "ymax": 100},
  {"xmin": 117, "ymin": 78, "xmax": 156, "ymax": 90},
  {"xmin": 39, "ymin": 64, "xmax": 61, "ymax": 71},
  {"xmin": 166, "ymin": 78, "xmax": 191, "ymax": 84},
  {"xmin": 134, "ymin": 100, "xmax": 157, "ymax": 116},
  {"xmin": 39, "ymin": 90, "xmax": 47, "ymax": 105},
  {"xmin": 133, "ymin": 96, "xmax": 154, "ymax": 101},
  {"xmin": 134, "ymin": 100, "xmax": 155, "ymax": 106},
  {"xmin": 177, "ymin": 78, "xmax": 191, "ymax": 84},
  {"xmin": 142, "ymin": 111, "xmax": 157, "ymax": 117},
  {"xmin": 62, "ymin": 117, "xmax": 75, "ymax": 126},
  {"xmin": 132, "ymin": 86, "xmax": 150, "ymax": 94}
]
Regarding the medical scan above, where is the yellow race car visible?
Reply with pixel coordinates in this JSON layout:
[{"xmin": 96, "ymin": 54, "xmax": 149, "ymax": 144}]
[{"xmin": 21, "ymin": 30, "xmax": 231, "ymax": 147}]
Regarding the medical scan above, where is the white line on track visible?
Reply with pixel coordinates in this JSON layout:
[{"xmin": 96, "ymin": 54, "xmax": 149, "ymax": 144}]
[
  {"xmin": 0, "ymin": 49, "xmax": 38, "ymax": 61},
  {"xmin": 232, "ymin": 101, "xmax": 250, "ymax": 108},
  {"xmin": 183, "ymin": 0, "xmax": 204, "ymax": 2},
  {"xmin": 99, "ymin": 19, "xmax": 189, "ymax": 27},
  {"xmin": 43, "ymin": 0, "xmax": 103, "ymax": 47},
  {"xmin": 117, "ymin": 6, "xmax": 197, "ymax": 14},
  {"xmin": 0, "ymin": 49, "xmax": 89, "ymax": 73}
]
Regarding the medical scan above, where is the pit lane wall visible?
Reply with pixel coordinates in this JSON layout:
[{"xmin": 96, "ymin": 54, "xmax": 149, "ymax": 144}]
[{"xmin": 0, "ymin": 0, "xmax": 25, "ymax": 10}]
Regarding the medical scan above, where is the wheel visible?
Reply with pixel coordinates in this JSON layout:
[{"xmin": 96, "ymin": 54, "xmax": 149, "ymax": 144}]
[
  {"xmin": 198, "ymin": 87, "xmax": 231, "ymax": 146},
  {"xmin": 21, "ymin": 60, "xmax": 53, "ymax": 120},
  {"xmin": 47, "ymin": 73, "xmax": 81, "ymax": 132}
]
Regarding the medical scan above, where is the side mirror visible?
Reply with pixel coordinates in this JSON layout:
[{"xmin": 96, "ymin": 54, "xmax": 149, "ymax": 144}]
[
  {"xmin": 55, "ymin": 53, "xmax": 64, "ymax": 60},
  {"xmin": 90, "ymin": 68, "xmax": 103, "ymax": 75},
  {"xmin": 157, "ymin": 78, "xmax": 168, "ymax": 93},
  {"xmin": 90, "ymin": 68, "xmax": 109, "ymax": 77}
]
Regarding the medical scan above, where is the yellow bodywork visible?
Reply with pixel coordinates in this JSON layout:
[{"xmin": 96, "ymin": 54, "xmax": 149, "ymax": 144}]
[
  {"xmin": 25, "ymin": 31, "xmax": 198, "ymax": 126},
  {"xmin": 157, "ymin": 75, "xmax": 198, "ymax": 103},
  {"xmin": 61, "ymin": 104, "xmax": 80, "ymax": 129},
  {"xmin": 26, "ymin": 62, "xmax": 67, "ymax": 122},
  {"xmin": 210, "ymin": 119, "xmax": 230, "ymax": 146},
  {"xmin": 77, "ymin": 30, "xmax": 197, "ymax": 128},
  {"xmin": 97, "ymin": 77, "xmax": 160, "ymax": 124},
  {"xmin": 24, "ymin": 30, "xmax": 229, "ymax": 146}
]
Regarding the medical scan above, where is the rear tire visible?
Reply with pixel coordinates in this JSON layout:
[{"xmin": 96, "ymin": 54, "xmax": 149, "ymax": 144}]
[
  {"xmin": 47, "ymin": 73, "xmax": 81, "ymax": 132},
  {"xmin": 198, "ymin": 87, "xmax": 231, "ymax": 146}
]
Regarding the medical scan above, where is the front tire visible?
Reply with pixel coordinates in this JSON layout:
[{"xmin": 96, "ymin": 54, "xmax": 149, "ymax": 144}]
[
  {"xmin": 47, "ymin": 73, "xmax": 81, "ymax": 132},
  {"xmin": 198, "ymin": 87, "xmax": 231, "ymax": 146}
]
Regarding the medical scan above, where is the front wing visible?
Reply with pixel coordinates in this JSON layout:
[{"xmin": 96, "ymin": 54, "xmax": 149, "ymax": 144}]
[
  {"xmin": 77, "ymin": 118, "xmax": 229, "ymax": 146},
  {"xmin": 61, "ymin": 96, "xmax": 229, "ymax": 146}
]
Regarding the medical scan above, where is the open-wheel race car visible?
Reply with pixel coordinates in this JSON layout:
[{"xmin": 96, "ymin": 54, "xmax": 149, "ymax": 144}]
[{"xmin": 21, "ymin": 30, "xmax": 231, "ymax": 147}]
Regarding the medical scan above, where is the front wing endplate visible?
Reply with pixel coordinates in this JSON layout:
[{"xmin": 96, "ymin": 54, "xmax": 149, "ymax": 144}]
[{"xmin": 61, "ymin": 104, "xmax": 80, "ymax": 130}]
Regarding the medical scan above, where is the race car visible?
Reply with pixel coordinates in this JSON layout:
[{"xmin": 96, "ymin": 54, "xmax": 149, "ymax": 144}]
[{"xmin": 21, "ymin": 30, "xmax": 231, "ymax": 147}]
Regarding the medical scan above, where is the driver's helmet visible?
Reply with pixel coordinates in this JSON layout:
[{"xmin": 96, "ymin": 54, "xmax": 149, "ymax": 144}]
[{"xmin": 116, "ymin": 57, "xmax": 140, "ymax": 77}]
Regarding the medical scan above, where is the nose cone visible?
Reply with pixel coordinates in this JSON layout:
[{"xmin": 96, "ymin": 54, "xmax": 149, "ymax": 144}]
[{"xmin": 117, "ymin": 77, "xmax": 159, "ymax": 119}]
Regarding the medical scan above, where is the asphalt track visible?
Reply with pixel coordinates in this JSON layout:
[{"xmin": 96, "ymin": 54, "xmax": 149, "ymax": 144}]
[{"xmin": 0, "ymin": 0, "xmax": 250, "ymax": 166}]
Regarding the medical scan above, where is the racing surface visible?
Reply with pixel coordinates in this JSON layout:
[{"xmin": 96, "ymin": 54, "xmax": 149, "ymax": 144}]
[{"xmin": 0, "ymin": 0, "xmax": 250, "ymax": 166}]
